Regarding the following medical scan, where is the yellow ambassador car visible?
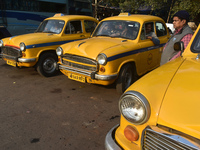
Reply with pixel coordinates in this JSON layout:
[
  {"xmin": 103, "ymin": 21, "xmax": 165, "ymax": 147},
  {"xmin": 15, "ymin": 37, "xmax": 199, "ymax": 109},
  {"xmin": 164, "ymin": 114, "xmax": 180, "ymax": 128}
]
[
  {"xmin": 105, "ymin": 25, "xmax": 200, "ymax": 150},
  {"xmin": 0, "ymin": 14, "xmax": 98, "ymax": 77},
  {"xmin": 56, "ymin": 13, "xmax": 170, "ymax": 93}
]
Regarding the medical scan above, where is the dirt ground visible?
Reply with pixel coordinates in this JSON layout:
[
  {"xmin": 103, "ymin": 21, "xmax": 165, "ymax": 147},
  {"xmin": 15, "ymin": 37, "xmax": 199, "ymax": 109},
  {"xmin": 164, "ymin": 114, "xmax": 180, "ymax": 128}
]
[{"xmin": 0, "ymin": 59, "xmax": 121, "ymax": 150}]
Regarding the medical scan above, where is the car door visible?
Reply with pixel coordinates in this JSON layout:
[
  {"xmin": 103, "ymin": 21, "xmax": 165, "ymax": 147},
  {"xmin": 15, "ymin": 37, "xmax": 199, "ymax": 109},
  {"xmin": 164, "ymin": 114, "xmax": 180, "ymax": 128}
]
[
  {"xmin": 61, "ymin": 20, "xmax": 85, "ymax": 42},
  {"xmin": 155, "ymin": 22, "xmax": 169, "ymax": 62},
  {"xmin": 138, "ymin": 21, "xmax": 161, "ymax": 74},
  {"xmin": 60, "ymin": 19, "xmax": 97, "ymax": 44}
]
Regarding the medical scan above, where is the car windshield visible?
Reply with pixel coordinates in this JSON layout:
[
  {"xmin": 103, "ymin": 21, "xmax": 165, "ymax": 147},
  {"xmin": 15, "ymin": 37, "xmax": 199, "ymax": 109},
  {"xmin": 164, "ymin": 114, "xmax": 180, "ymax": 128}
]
[
  {"xmin": 93, "ymin": 20, "xmax": 140, "ymax": 40},
  {"xmin": 36, "ymin": 20, "xmax": 65, "ymax": 34},
  {"xmin": 191, "ymin": 29, "xmax": 200, "ymax": 52}
]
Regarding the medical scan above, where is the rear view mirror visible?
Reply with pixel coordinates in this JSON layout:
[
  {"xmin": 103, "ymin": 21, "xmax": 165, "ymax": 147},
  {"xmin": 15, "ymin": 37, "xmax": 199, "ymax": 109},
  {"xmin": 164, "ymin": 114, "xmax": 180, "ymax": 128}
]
[{"xmin": 174, "ymin": 41, "xmax": 184, "ymax": 51}]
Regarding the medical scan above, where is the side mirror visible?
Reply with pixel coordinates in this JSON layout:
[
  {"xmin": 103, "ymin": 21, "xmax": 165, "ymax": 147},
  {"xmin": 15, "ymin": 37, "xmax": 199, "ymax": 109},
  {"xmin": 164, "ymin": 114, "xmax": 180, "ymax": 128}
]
[{"xmin": 174, "ymin": 41, "xmax": 184, "ymax": 51}]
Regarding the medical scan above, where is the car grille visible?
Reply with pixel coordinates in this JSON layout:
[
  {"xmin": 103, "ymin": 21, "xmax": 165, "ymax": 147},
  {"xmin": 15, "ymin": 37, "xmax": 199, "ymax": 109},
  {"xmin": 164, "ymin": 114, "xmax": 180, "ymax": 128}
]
[
  {"xmin": 1, "ymin": 46, "xmax": 22, "ymax": 59},
  {"xmin": 61, "ymin": 54, "xmax": 97, "ymax": 72},
  {"xmin": 143, "ymin": 128, "xmax": 198, "ymax": 150}
]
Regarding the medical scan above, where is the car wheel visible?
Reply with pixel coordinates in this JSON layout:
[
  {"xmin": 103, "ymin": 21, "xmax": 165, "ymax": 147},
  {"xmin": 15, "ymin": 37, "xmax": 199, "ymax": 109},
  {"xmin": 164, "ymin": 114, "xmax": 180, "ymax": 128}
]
[
  {"xmin": 116, "ymin": 63, "xmax": 138, "ymax": 94},
  {"xmin": 36, "ymin": 53, "xmax": 58, "ymax": 77}
]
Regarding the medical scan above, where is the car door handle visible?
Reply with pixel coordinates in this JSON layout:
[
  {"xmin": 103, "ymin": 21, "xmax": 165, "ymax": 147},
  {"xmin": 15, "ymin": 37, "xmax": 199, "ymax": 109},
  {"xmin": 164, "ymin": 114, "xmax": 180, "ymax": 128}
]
[{"xmin": 80, "ymin": 35, "xmax": 85, "ymax": 37}]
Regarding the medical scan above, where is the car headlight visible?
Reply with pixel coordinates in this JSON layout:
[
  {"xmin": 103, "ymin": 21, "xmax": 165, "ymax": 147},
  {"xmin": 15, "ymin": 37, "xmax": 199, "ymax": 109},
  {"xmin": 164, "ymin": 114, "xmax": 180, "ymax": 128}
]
[
  {"xmin": 56, "ymin": 47, "xmax": 63, "ymax": 56},
  {"xmin": 20, "ymin": 42, "xmax": 26, "ymax": 51},
  {"xmin": 97, "ymin": 53, "xmax": 107, "ymax": 65},
  {"xmin": 119, "ymin": 91, "xmax": 151, "ymax": 125},
  {"xmin": 0, "ymin": 40, "xmax": 3, "ymax": 47}
]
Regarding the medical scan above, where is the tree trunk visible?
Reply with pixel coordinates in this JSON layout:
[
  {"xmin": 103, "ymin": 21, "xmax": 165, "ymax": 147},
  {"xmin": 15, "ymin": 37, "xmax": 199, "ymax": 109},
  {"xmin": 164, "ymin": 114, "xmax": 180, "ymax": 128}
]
[{"xmin": 167, "ymin": 0, "xmax": 174, "ymax": 23}]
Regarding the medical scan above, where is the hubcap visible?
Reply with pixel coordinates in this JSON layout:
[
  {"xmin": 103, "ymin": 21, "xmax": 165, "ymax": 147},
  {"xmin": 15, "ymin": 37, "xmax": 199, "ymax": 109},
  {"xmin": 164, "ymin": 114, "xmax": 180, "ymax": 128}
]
[{"xmin": 43, "ymin": 58, "xmax": 56, "ymax": 73}]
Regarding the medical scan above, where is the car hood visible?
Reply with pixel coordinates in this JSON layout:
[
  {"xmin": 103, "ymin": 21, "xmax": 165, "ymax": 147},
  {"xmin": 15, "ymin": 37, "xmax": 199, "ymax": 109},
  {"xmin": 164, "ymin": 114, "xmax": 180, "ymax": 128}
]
[
  {"xmin": 62, "ymin": 37, "xmax": 133, "ymax": 59},
  {"xmin": 157, "ymin": 57, "xmax": 200, "ymax": 139},
  {"xmin": 4, "ymin": 33, "xmax": 60, "ymax": 46}
]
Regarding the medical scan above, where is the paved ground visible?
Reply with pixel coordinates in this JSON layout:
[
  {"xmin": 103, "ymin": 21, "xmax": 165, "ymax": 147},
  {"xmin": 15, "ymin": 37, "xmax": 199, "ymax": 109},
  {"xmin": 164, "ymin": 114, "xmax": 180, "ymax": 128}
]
[{"xmin": 0, "ymin": 59, "xmax": 121, "ymax": 150}]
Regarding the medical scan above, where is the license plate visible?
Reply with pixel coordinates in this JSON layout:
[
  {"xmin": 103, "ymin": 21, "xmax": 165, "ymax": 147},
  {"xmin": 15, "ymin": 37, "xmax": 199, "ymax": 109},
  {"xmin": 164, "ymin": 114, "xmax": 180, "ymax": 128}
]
[
  {"xmin": 68, "ymin": 73, "xmax": 85, "ymax": 83},
  {"xmin": 7, "ymin": 60, "xmax": 16, "ymax": 67}
]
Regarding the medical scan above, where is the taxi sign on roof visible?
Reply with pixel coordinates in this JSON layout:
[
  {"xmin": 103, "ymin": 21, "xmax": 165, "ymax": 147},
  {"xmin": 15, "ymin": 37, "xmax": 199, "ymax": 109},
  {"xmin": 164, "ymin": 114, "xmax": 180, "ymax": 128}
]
[
  {"xmin": 53, "ymin": 13, "xmax": 65, "ymax": 17},
  {"xmin": 118, "ymin": 12, "xmax": 131, "ymax": 16}
]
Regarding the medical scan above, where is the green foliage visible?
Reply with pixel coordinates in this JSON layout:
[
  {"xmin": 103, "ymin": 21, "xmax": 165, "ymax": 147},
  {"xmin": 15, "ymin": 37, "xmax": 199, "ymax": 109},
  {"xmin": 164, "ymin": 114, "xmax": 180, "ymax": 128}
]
[
  {"xmin": 118, "ymin": 0, "xmax": 171, "ymax": 15},
  {"xmin": 143, "ymin": 0, "xmax": 168, "ymax": 12},
  {"xmin": 172, "ymin": 0, "xmax": 200, "ymax": 21},
  {"xmin": 97, "ymin": 0, "xmax": 200, "ymax": 23},
  {"xmin": 109, "ymin": 0, "xmax": 123, "ymax": 7},
  {"xmin": 99, "ymin": 0, "xmax": 123, "ymax": 7},
  {"xmin": 119, "ymin": 0, "xmax": 143, "ymax": 13}
]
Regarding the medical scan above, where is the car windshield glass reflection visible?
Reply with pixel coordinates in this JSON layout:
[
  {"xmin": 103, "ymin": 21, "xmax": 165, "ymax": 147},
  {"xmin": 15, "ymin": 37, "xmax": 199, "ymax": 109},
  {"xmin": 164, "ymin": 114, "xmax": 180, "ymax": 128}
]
[
  {"xmin": 93, "ymin": 21, "xmax": 140, "ymax": 40},
  {"xmin": 192, "ymin": 31, "xmax": 200, "ymax": 52},
  {"xmin": 36, "ymin": 20, "xmax": 65, "ymax": 34}
]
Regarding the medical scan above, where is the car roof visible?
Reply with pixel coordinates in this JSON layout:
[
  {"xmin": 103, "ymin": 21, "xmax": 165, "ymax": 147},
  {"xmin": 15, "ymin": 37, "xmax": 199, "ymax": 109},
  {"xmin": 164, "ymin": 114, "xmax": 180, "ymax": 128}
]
[
  {"xmin": 102, "ymin": 14, "xmax": 164, "ymax": 23},
  {"xmin": 46, "ymin": 15, "xmax": 98, "ymax": 22}
]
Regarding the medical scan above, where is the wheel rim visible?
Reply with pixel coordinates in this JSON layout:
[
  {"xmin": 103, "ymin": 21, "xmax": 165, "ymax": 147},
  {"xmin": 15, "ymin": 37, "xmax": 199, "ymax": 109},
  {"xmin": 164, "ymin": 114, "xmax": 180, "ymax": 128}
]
[{"xmin": 43, "ymin": 58, "xmax": 56, "ymax": 73}]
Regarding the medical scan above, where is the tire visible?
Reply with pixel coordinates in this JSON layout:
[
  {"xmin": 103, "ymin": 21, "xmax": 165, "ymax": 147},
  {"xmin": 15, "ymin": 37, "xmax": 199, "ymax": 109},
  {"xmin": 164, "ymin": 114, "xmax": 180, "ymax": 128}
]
[
  {"xmin": 116, "ymin": 63, "xmax": 138, "ymax": 94},
  {"xmin": 36, "ymin": 52, "xmax": 58, "ymax": 77}
]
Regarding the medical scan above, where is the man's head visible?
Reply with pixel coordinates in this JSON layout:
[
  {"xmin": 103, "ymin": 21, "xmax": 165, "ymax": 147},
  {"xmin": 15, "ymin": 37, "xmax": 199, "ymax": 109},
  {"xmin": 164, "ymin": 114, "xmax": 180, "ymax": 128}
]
[
  {"xmin": 145, "ymin": 23, "xmax": 152, "ymax": 34},
  {"xmin": 173, "ymin": 10, "xmax": 189, "ymax": 30}
]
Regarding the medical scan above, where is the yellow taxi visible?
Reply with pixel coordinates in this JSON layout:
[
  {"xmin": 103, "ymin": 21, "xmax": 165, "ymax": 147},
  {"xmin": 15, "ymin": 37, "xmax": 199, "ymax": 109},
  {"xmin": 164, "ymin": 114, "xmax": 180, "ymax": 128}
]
[
  {"xmin": 105, "ymin": 25, "xmax": 200, "ymax": 149},
  {"xmin": 56, "ymin": 13, "xmax": 170, "ymax": 93},
  {"xmin": 0, "ymin": 14, "xmax": 98, "ymax": 77}
]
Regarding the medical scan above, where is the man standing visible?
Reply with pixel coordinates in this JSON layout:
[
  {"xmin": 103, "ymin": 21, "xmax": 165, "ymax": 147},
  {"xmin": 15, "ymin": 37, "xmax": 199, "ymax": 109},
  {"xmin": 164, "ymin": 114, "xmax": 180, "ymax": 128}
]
[{"xmin": 160, "ymin": 10, "xmax": 193, "ymax": 65}]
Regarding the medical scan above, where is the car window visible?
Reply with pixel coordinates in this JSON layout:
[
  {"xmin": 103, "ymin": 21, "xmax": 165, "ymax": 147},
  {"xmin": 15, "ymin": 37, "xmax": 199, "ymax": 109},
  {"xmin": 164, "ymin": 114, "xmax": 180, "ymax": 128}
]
[
  {"xmin": 84, "ymin": 20, "xmax": 98, "ymax": 33},
  {"xmin": 155, "ymin": 22, "xmax": 167, "ymax": 37},
  {"xmin": 140, "ymin": 22, "xmax": 154, "ymax": 40},
  {"xmin": 65, "ymin": 20, "xmax": 82, "ymax": 34},
  {"xmin": 93, "ymin": 20, "xmax": 140, "ymax": 40},
  {"xmin": 36, "ymin": 20, "xmax": 65, "ymax": 34}
]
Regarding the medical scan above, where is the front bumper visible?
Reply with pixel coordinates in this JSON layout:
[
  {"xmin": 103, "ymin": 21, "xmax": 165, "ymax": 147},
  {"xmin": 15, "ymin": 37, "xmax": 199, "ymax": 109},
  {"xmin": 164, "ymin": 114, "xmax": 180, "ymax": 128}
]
[
  {"xmin": 1, "ymin": 54, "xmax": 36, "ymax": 63},
  {"xmin": 18, "ymin": 57, "xmax": 36, "ymax": 63},
  {"xmin": 58, "ymin": 64, "xmax": 118, "ymax": 81},
  {"xmin": 105, "ymin": 124, "xmax": 122, "ymax": 150}
]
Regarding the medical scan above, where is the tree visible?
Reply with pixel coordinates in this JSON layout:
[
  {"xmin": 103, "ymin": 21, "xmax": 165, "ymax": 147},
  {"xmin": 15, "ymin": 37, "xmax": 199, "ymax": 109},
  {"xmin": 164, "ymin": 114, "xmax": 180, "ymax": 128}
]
[
  {"xmin": 143, "ymin": 0, "xmax": 169, "ymax": 14},
  {"xmin": 171, "ymin": 0, "xmax": 200, "ymax": 25},
  {"xmin": 119, "ymin": 0, "xmax": 144, "ymax": 14},
  {"xmin": 96, "ymin": 0, "xmax": 200, "ymax": 25}
]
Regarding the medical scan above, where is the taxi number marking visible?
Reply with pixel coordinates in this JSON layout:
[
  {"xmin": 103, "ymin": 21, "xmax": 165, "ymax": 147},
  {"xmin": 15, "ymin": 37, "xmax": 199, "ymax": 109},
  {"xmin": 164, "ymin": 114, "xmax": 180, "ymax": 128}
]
[
  {"xmin": 68, "ymin": 73, "xmax": 86, "ymax": 83},
  {"xmin": 7, "ymin": 60, "xmax": 16, "ymax": 67}
]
